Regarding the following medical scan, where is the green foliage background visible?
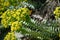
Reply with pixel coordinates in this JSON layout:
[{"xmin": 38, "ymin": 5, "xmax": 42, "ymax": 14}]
[{"xmin": 0, "ymin": 0, "xmax": 60, "ymax": 40}]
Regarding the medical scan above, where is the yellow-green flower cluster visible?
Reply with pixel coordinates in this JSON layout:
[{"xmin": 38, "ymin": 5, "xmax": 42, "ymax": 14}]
[
  {"xmin": 0, "ymin": 0, "xmax": 10, "ymax": 16},
  {"xmin": 16, "ymin": 8, "xmax": 31, "ymax": 21},
  {"xmin": 11, "ymin": 21, "xmax": 22, "ymax": 31},
  {"xmin": 0, "ymin": 0, "xmax": 28, "ymax": 16},
  {"xmin": 0, "ymin": 0, "xmax": 27, "ymax": 7},
  {"xmin": 1, "ymin": 19, "xmax": 8, "ymax": 28},
  {"xmin": 1, "ymin": 8, "xmax": 30, "ymax": 29},
  {"xmin": 54, "ymin": 7, "xmax": 60, "ymax": 19},
  {"xmin": 4, "ymin": 32, "xmax": 17, "ymax": 40},
  {"xmin": 3, "ymin": 1, "xmax": 10, "ymax": 7},
  {"xmin": 3, "ymin": 7, "xmax": 31, "ymax": 40},
  {"xmin": 0, "ymin": 0, "xmax": 10, "ymax": 8},
  {"xmin": 1, "ymin": 9, "xmax": 12, "ymax": 28}
]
